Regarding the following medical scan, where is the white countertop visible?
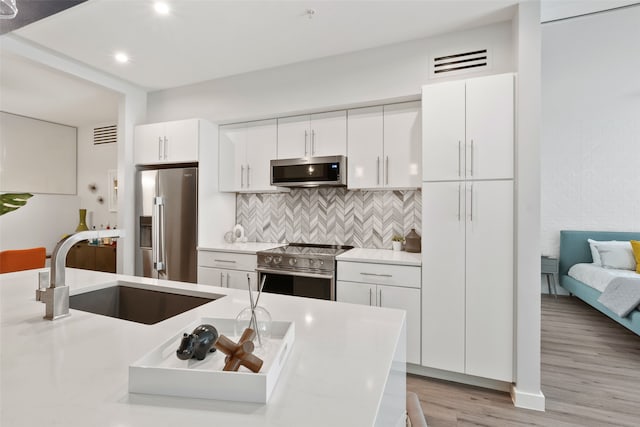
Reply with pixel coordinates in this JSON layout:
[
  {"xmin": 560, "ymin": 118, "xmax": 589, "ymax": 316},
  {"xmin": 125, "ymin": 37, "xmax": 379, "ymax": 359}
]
[
  {"xmin": 0, "ymin": 268, "xmax": 405, "ymax": 426},
  {"xmin": 198, "ymin": 242, "xmax": 286, "ymax": 254},
  {"xmin": 337, "ymin": 248, "xmax": 422, "ymax": 266}
]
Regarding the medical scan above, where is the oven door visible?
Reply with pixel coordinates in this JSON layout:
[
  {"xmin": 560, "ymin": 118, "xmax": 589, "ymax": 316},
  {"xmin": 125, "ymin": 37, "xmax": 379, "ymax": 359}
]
[{"xmin": 256, "ymin": 268, "xmax": 335, "ymax": 301}]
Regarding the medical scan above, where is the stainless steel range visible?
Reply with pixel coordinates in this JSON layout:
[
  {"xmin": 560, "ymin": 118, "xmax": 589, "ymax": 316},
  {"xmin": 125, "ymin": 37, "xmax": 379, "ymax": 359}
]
[{"xmin": 256, "ymin": 243, "xmax": 353, "ymax": 300}]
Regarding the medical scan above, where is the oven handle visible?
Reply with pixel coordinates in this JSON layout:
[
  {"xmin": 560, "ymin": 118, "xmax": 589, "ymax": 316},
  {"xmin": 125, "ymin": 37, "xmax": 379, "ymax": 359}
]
[{"xmin": 256, "ymin": 267, "xmax": 334, "ymax": 280}]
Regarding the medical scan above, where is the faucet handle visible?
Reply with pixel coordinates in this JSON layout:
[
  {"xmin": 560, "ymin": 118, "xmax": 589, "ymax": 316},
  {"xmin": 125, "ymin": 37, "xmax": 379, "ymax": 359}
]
[{"xmin": 36, "ymin": 271, "xmax": 49, "ymax": 302}]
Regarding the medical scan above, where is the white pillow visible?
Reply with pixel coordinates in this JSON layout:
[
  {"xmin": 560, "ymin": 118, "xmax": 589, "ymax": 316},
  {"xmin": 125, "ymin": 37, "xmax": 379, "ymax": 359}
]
[
  {"xmin": 587, "ymin": 239, "xmax": 629, "ymax": 265},
  {"xmin": 594, "ymin": 241, "xmax": 636, "ymax": 271}
]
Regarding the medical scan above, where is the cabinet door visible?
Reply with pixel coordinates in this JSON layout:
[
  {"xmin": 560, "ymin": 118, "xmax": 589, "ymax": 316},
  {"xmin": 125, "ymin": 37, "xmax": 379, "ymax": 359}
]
[
  {"xmin": 197, "ymin": 266, "xmax": 226, "ymax": 287},
  {"xmin": 347, "ymin": 106, "xmax": 383, "ymax": 189},
  {"xmin": 465, "ymin": 180, "xmax": 513, "ymax": 381},
  {"xmin": 277, "ymin": 115, "xmax": 309, "ymax": 159},
  {"xmin": 245, "ymin": 119, "xmax": 278, "ymax": 192},
  {"xmin": 219, "ymin": 124, "xmax": 246, "ymax": 192},
  {"xmin": 378, "ymin": 285, "xmax": 421, "ymax": 365},
  {"xmin": 422, "ymin": 81, "xmax": 465, "ymax": 181},
  {"xmin": 95, "ymin": 246, "xmax": 116, "ymax": 273},
  {"xmin": 164, "ymin": 119, "xmax": 199, "ymax": 163},
  {"xmin": 466, "ymin": 74, "xmax": 514, "ymax": 180},
  {"xmin": 421, "ymin": 182, "xmax": 465, "ymax": 373},
  {"xmin": 310, "ymin": 110, "xmax": 347, "ymax": 157},
  {"xmin": 383, "ymin": 102, "xmax": 421, "ymax": 188},
  {"xmin": 336, "ymin": 281, "xmax": 376, "ymax": 306},
  {"xmin": 226, "ymin": 270, "xmax": 258, "ymax": 291},
  {"xmin": 134, "ymin": 123, "xmax": 164, "ymax": 165}
]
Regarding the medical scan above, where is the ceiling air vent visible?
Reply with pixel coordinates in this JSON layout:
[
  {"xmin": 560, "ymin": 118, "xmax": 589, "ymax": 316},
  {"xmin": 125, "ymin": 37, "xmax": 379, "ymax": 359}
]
[
  {"xmin": 93, "ymin": 124, "xmax": 117, "ymax": 145},
  {"xmin": 430, "ymin": 48, "xmax": 490, "ymax": 78}
]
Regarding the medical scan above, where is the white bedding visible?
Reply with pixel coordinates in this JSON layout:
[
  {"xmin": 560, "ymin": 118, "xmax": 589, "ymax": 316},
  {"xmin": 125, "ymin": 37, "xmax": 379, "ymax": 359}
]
[{"xmin": 568, "ymin": 263, "xmax": 640, "ymax": 293}]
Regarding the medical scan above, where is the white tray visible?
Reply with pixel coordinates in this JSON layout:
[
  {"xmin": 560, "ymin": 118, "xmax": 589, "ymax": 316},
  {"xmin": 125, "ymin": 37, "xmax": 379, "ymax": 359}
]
[{"xmin": 129, "ymin": 317, "xmax": 295, "ymax": 403}]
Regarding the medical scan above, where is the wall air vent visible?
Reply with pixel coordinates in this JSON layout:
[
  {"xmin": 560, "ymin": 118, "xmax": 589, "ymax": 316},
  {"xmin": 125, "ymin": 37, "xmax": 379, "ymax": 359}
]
[
  {"xmin": 93, "ymin": 124, "xmax": 117, "ymax": 145},
  {"xmin": 430, "ymin": 48, "xmax": 490, "ymax": 78}
]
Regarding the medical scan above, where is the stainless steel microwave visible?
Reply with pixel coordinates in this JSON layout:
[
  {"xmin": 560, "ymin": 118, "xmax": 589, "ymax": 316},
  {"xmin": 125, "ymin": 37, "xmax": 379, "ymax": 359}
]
[{"xmin": 270, "ymin": 155, "xmax": 347, "ymax": 188}]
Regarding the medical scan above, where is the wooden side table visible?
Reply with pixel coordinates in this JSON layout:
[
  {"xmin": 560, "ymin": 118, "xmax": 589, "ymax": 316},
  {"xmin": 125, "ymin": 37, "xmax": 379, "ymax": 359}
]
[{"xmin": 541, "ymin": 256, "xmax": 559, "ymax": 297}]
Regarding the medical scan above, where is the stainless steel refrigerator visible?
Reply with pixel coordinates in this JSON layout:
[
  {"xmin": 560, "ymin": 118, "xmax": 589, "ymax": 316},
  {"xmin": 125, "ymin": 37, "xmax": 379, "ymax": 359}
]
[{"xmin": 136, "ymin": 167, "xmax": 198, "ymax": 283}]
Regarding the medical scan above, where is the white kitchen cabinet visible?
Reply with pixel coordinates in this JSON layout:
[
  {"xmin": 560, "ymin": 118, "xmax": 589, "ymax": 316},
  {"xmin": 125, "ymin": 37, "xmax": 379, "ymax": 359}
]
[
  {"xmin": 421, "ymin": 180, "xmax": 513, "ymax": 382},
  {"xmin": 134, "ymin": 119, "xmax": 199, "ymax": 165},
  {"xmin": 337, "ymin": 261, "xmax": 421, "ymax": 364},
  {"xmin": 422, "ymin": 73, "xmax": 513, "ymax": 182},
  {"xmin": 197, "ymin": 250, "xmax": 258, "ymax": 291},
  {"xmin": 277, "ymin": 111, "xmax": 347, "ymax": 159},
  {"xmin": 347, "ymin": 102, "xmax": 421, "ymax": 189},
  {"xmin": 219, "ymin": 120, "xmax": 281, "ymax": 192}
]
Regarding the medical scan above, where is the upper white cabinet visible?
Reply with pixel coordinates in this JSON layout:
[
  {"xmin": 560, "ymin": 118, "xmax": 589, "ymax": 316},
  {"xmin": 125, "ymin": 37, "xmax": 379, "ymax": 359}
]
[
  {"xmin": 277, "ymin": 110, "xmax": 347, "ymax": 159},
  {"xmin": 422, "ymin": 73, "xmax": 514, "ymax": 181},
  {"xmin": 219, "ymin": 119, "xmax": 281, "ymax": 192},
  {"xmin": 134, "ymin": 119, "xmax": 199, "ymax": 165},
  {"xmin": 348, "ymin": 102, "xmax": 421, "ymax": 190}
]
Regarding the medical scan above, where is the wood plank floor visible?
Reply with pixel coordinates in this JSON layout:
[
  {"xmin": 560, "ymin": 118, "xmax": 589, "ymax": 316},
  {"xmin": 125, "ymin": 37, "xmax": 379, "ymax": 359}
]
[{"xmin": 407, "ymin": 295, "xmax": 640, "ymax": 426}]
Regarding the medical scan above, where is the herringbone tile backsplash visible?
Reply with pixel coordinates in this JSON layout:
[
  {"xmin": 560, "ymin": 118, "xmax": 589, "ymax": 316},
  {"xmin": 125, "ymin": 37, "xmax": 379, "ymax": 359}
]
[{"xmin": 236, "ymin": 188, "xmax": 421, "ymax": 249}]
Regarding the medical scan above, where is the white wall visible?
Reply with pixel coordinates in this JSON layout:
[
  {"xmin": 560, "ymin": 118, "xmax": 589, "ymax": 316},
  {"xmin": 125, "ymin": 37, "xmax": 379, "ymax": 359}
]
[
  {"xmin": 77, "ymin": 124, "xmax": 118, "ymax": 229},
  {"xmin": 147, "ymin": 22, "xmax": 514, "ymax": 124},
  {"xmin": 541, "ymin": 5, "xmax": 640, "ymax": 257}
]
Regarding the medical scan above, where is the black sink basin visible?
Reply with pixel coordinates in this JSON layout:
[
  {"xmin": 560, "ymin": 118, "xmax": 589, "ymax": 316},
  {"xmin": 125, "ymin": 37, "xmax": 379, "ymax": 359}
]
[{"xmin": 69, "ymin": 283, "xmax": 221, "ymax": 325}]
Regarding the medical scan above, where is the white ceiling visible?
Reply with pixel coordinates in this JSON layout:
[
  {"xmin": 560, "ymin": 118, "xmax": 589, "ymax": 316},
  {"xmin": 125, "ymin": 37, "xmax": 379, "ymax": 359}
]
[
  {"xmin": 0, "ymin": 0, "xmax": 523, "ymax": 126},
  {"xmin": 12, "ymin": 0, "xmax": 519, "ymax": 91}
]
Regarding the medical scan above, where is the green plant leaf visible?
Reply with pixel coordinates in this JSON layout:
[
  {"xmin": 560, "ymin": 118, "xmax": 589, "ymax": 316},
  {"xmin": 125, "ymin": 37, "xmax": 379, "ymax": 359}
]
[{"xmin": 0, "ymin": 193, "xmax": 34, "ymax": 216}]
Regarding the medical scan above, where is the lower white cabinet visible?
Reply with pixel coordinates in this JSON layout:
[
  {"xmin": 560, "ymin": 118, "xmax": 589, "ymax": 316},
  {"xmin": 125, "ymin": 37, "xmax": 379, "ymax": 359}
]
[
  {"xmin": 337, "ymin": 261, "xmax": 421, "ymax": 364},
  {"xmin": 197, "ymin": 250, "xmax": 258, "ymax": 291}
]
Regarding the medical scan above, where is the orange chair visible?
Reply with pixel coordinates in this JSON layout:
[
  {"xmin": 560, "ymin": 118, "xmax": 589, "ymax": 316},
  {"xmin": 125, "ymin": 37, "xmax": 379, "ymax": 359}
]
[{"xmin": 0, "ymin": 247, "xmax": 46, "ymax": 273}]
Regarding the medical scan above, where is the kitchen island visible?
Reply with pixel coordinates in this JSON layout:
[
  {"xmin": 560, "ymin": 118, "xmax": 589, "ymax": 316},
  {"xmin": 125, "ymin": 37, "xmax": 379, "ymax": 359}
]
[{"xmin": 0, "ymin": 268, "xmax": 406, "ymax": 426}]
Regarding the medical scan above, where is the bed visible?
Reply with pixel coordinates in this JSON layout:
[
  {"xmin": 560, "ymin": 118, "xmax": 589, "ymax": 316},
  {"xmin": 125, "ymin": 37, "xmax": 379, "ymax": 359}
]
[{"xmin": 559, "ymin": 230, "xmax": 640, "ymax": 335}]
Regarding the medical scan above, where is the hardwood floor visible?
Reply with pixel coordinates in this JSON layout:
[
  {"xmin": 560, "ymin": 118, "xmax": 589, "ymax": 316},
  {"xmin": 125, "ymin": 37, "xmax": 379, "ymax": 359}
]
[{"xmin": 407, "ymin": 295, "xmax": 640, "ymax": 426}]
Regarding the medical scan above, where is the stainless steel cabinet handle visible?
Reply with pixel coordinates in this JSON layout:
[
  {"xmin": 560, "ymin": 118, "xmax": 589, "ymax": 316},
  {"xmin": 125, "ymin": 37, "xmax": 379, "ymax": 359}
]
[
  {"xmin": 158, "ymin": 137, "xmax": 162, "ymax": 160},
  {"xmin": 227, "ymin": 273, "xmax": 230, "ymax": 288},
  {"xmin": 311, "ymin": 129, "xmax": 315, "ymax": 155},
  {"xmin": 369, "ymin": 288, "xmax": 372, "ymax": 306},
  {"xmin": 304, "ymin": 130, "xmax": 308, "ymax": 156},
  {"xmin": 385, "ymin": 156, "xmax": 389, "ymax": 185},
  {"xmin": 470, "ymin": 183, "xmax": 474, "ymax": 222},
  {"xmin": 240, "ymin": 165, "xmax": 244, "ymax": 188},
  {"xmin": 470, "ymin": 139, "xmax": 474, "ymax": 177},
  {"xmin": 214, "ymin": 259, "xmax": 237, "ymax": 263},
  {"xmin": 220, "ymin": 272, "xmax": 224, "ymax": 286},
  {"xmin": 377, "ymin": 157, "xmax": 380, "ymax": 185},
  {"xmin": 458, "ymin": 183, "xmax": 461, "ymax": 221},
  {"xmin": 360, "ymin": 272, "xmax": 392, "ymax": 278},
  {"xmin": 164, "ymin": 137, "xmax": 168, "ymax": 160},
  {"xmin": 378, "ymin": 289, "xmax": 382, "ymax": 307},
  {"xmin": 247, "ymin": 164, "xmax": 251, "ymax": 188},
  {"xmin": 458, "ymin": 141, "xmax": 462, "ymax": 177}
]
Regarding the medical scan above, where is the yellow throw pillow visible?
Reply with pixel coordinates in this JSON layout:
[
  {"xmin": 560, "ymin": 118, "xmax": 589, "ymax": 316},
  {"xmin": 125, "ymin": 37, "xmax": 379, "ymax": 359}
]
[{"xmin": 631, "ymin": 240, "xmax": 640, "ymax": 274}]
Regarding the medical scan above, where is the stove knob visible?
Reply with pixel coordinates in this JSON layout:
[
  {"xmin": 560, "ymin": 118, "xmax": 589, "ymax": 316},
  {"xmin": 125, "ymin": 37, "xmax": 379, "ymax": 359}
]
[
  {"xmin": 264, "ymin": 256, "xmax": 273, "ymax": 264},
  {"xmin": 308, "ymin": 259, "xmax": 315, "ymax": 266},
  {"xmin": 289, "ymin": 258, "xmax": 297, "ymax": 266},
  {"xmin": 274, "ymin": 256, "xmax": 283, "ymax": 264},
  {"xmin": 319, "ymin": 260, "xmax": 324, "ymax": 266}
]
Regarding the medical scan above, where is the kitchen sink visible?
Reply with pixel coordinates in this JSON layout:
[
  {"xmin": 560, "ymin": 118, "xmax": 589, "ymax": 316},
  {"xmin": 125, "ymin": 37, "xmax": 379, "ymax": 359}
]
[{"xmin": 69, "ymin": 282, "xmax": 221, "ymax": 325}]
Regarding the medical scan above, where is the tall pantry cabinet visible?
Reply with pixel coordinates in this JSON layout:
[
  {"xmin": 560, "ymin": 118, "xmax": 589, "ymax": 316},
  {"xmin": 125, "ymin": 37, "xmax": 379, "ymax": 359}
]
[{"xmin": 421, "ymin": 73, "xmax": 514, "ymax": 382}]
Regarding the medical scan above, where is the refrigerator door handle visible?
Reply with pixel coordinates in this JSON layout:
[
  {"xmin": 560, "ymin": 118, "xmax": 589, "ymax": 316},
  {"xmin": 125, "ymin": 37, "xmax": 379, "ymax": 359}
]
[{"xmin": 153, "ymin": 196, "xmax": 166, "ymax": 271}]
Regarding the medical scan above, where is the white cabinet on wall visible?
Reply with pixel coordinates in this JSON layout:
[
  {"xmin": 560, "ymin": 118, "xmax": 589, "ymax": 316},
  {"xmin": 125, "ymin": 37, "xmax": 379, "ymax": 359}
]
[
  {"xmin": 197, "ymin": 250, "xmax": 258, "ymax": 291},
  {"xmin": 347, "ymin": 102, "xmax": 421, "ymax": 189},
  {"xmin": 422, "ymin": 74, "xmax": 514, "ymax": 182},
  {"xmin": 134, "ymin": 119, "xmax": 199, "ymax": 165},
  {"xmin": 420, "ymin": 73, "xmax": 515, "ymax": 383},
  {"xmin": 337, "ymin": 261, "xmax": 421, "ymax": 364},
  {"xmin": 219, "ymin": 119, "xmax": 281, "ymax": 192},
  {"xmin": 277, "ymin": 110, "xmax": 347, "ymax": 159}
]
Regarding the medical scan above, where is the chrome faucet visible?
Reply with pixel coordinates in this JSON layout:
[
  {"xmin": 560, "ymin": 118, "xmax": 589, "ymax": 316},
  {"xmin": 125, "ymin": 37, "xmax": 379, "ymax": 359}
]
[{"xmin": 40, "ymin": 229, "xmax": 124, "ymax": 320}]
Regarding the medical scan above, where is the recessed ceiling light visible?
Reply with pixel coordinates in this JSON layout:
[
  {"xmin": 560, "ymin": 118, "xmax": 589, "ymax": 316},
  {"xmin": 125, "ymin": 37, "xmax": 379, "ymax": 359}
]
[
  {"xmin": 154, "ymin": 2, "xmax": 170, "ymax": 15},
  {"xmin": 114, "ymin": 52, "xmax": 129, "ymax": 64}
]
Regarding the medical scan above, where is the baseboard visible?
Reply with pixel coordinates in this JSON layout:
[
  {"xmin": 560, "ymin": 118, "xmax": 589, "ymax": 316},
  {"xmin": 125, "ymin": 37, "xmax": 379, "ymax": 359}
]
[
  {"xmin": 407, "ymin": 363, "xmax": 511, "ymax": 392},
  {"xmin": 510, "ymin": 385, "xmax": 546, "ymax": 411}
]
